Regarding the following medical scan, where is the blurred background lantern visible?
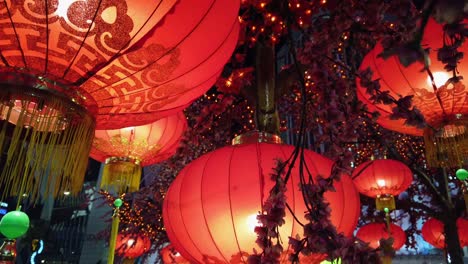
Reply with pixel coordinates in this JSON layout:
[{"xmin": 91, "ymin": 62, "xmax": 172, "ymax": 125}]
[
  {"xmin": 115, "ymin": 234, "xmax": 151, "ymax": 262},
  {"xmin": 90, "ymin": 112, "xmax": 187, "ymax": 194},
  {"xmin": 0, "ymin": 0, "xmax": 239, "ymax": 200},
  {"xmin": 0, "ymin": 240, "xmax": 16, "ymax": 263},
  {"xmin": 161, "ymin": 244, "xmax": 189, "ymax": 264},
  {"xmin": 163, "ymin": 132, "xmax": 361, "ymax": 263},
  {"xmin": 421, "ymin": 217, "xmax": 468, "ymax": 249},
  {"xmin": 352, "ymin": 159, "xmax": 413, "ymax": 211},
  {"xmin": 356, "ymin": 222, "xmax": 406, "ymax": 250},
  {"xmin": 357, "ymin": 19, "xmax": 468, "ymax": 168}
]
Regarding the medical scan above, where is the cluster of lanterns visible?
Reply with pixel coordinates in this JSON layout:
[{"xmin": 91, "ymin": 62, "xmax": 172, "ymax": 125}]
[
  {"xmin": 0, "ymin": 0, "xmax": 241, "ymax": 262},
  {"xmin": 0, "ymin": 1, "xmax": 466, "ymax": 263}
]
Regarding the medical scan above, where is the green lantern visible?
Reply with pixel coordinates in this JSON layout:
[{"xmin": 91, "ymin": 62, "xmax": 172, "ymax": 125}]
[
  {"xmin": 0, "ymin": 211, "xmax": 30, "ymax": 239},
  {"xmin": 456, "ymin": 168, "xmax": 468, "ymax": 181}
]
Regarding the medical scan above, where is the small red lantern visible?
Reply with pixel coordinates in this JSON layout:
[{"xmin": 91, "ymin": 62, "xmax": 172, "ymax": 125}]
[
  {"xmin": 352, "ymin": 159, "xmax": 413, "ymax": 211},
  {"xmin": 357, "ymin": 19, "xmax": 468, "ymax": 167},
  {"xmin": 90, "ymin": 112, "xmax": 186, "ymax": 193},
  {"xmin": 356, "ymin": 223, "xmax": 406, "ymax": 250},
  {"xmin": 163, "ymin": 132, "xmax": 361, "ymax": 263},
  {"xmin": 421, "ymin": 218, "xmax": 468, "ymax": 249},
  {"xmin": 115, "ymin": 234, "xmax": 151, "ymax": 259},
  {"xmin": 161, "ymin": 244, "xmax": 189, "ymax": 264}
]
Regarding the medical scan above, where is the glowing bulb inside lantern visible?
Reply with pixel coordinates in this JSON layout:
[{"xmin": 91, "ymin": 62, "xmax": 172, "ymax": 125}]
[
  {"xmin": 427, "ymin": 71, "xmax": 449, "ymax": 88},
  {"xmin": 377, "ymin": 179, "xmax": 386, "ymax": 187},
  {"xmin": 127, "ymin": 239, "xmax": 135, "ymax": 246},
  {"xmin": 246, "ymin": 213, "xmax": 260, "ymax": 233}
]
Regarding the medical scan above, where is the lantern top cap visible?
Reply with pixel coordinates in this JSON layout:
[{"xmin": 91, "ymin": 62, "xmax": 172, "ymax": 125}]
[
  {"xmin": 231, "ymin": 130, "xmax": 282, "ymax": 145},
  {"xmin": 105, "ymin": 156, "xmax": 141, "ymax": 165}
]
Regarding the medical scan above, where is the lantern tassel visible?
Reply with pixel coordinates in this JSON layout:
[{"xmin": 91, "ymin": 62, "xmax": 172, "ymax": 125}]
[
  {"xmin": 0, "ymin": 87, "xmax": 95, "ymax": 202},
  {"xmin": 107, "ymin": 209, "xmax": 120, "ymax": 264},
  {"xmin": 423, "ymin": 124, "xmax": 468, "ymax": 168},
  {"xmin": 101, "ymin": 158, "xmax": 142, "ymax": 194}
]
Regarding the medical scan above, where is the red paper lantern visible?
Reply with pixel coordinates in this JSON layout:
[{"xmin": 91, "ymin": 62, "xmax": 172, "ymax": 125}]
[
  {"xmin": 421, "ymin": 218, "xmax": 468, "ymax": 249},
  {"xmin": 357, "ymin": 19, "xmax": 468, "ymax": 167},
  {"xmin": 352, "ymin": 159, "xmax": 412, "ymax": 211},
  {"xmin": 0, "ymin": 0, "xmax": 240, "ymax": 129},
  {"xmin": 352, "ymin": 159, "xmax": 413, "ymax": 198},
  {"xmin": 90, "ymin": 112, "xmax": 186, "ymax": 193},
  {"xmin": 0, "ymin": 0, "xmax": 239, "ymax": 199},
  {"xmin": 161, "ymin": 244, "xmax": 189, "ymax": 264},
  {"xmin": 90, "ymin": 112, "xmax": 187, "ymax": 167},
  {"xmin": 356, "ymin": 223, "xmax": 406, "ymax": 250},
  {"xmin": 115, "ymin": 234, "xmax": 151, "ymax": 259},
  {"xmin": 163, "ymin": 133, "xmax": 361, "ymax": 263}
]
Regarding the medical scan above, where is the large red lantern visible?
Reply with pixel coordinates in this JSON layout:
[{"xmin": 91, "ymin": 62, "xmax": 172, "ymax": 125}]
[
  {"xmin": 421, "ymin": 218, "xmax": 468, "ymax": 249},
  {"xmin": 90, "ymin": 112, "xmax": 186, "ymax": 193},
  {"xmin": 115, "ymin": 234, "xmax": 151, "ymax": 259},
  {"xmin": 163, "ymin": 132, "xmax": 361, "ymax": 263},
  {"xmin": 357, "ymin": 19, "xmax": 468, "ymax": 167},
  {"xmin": 352, "ymin": 159, "xmax": 413, "ymax": 211},
  {"xmin": 356, "ymin": 223, "xmax": 406, "ymax": 250},
  {"xmin": 0, "ymin": 0, "xmax": 239, "ymax": 199}
]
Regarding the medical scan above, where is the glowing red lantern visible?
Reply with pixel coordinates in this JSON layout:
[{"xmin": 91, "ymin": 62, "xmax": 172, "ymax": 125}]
[
  {"xmin": 421, "ymin": 218, "xmax": 468, "ymax": 249},
  {"xmin": 115, "ymin": 234, "xmax": 151, "ymax": 259},
  {"xmin": 90, "ymin": 112, "xmax": 186, "ymax": 193},
  {"xmin": 356, "ymin": 223, "xmax": 406, "ymax": 250},
  {"xmin": 352, "ymin": 159, "xmax": 413, "ymax": 211},
  {"xmin": 163, "ymin": 132, "xmax": 361, "ymax": 263},
  {"xmin": 357, "ymin": 19, "xmax": 468, "ymax": 167},
  {"xmin": 0, "ymin": 0, "xmax": 239, "ymax": 199},
  {"xmin": 161, "ymin": 244, "xmax": 189, "ymax": 264}
]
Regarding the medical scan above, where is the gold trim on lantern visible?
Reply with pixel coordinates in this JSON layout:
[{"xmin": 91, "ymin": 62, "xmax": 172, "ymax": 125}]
[
  {"xmin": 0, "ymin": 85, "xmax": 95, "ymax": 201},
  {"xmin": 232, "ymin": 130, "xmax": 283, "ymax": 145},
  {"xmin": 376, "ymin": 194, "xmax": 396, "ymax": 211},
  {"xmin": 423, "ymin": 122, "xmax": 468, "ymax": 168},
  {"xmin": 101, "ymin": 157, "xmax": 142, "ymax": 194}
]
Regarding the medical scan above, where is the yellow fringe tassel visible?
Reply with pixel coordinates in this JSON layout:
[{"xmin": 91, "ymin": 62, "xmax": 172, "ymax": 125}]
[
  {"xmin": 108, "ymin": 210, "xmax": 120, "ymax": 264},
  {"xmin": 101, "ymin": 158, "xmax": 142, "ymax": 194},
  {"xmin": 423, "ymin": 123, "xmax": 468, "ymax": 168},
  {"xmin": 0, "ymin": 86, "xmax": 95, "ymax": 201}
]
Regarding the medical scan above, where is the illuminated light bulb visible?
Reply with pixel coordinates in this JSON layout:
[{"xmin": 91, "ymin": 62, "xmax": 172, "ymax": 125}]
[
  {"xmin": 127, "ymin": 239, "xmax": 135, "ymax": 246},
  {"xmin": 246, "ymin": 213, "xmax": 261, "ymax": 233},
  {"xmin": 427, "ymin": 71, "xmax": 450, "ymax": 88},
  {"xmin": 377, "ymin": 179, "xmax": 386, "ymax": 187}
]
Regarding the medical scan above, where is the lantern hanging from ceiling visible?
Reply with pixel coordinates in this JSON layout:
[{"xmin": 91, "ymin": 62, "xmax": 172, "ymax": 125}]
[
  {"xmin": 161, "ymin": 244, "xmax": 189, "ymax": 264},
  {"xmin": 115, "ymin": 234, "xmax": 151, "ymax": 260},
  {"xmin": 90, "ymin": 112, "xmax": 186, "ymax": 194},
  {"xmin": 352, "ymin": 159, "xmax": 413, "ymax": 211},
  {"xmin": 0, "ymin": 0, "xmax": 239, "ymax": 199},
  {"xmin": 356, "ymin": 222, "xmax": 406, "ymax": 250},
  {"xmin": 357, "ymin": 19, "xmax": 468, "ymax": 167},
  {"xmin": 421, "ymin": 217, "xmax": 468, "ymax": 249},
  {"xmin": 163, "ymin": 132, "xmax": 361, "ymax": 263}
]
